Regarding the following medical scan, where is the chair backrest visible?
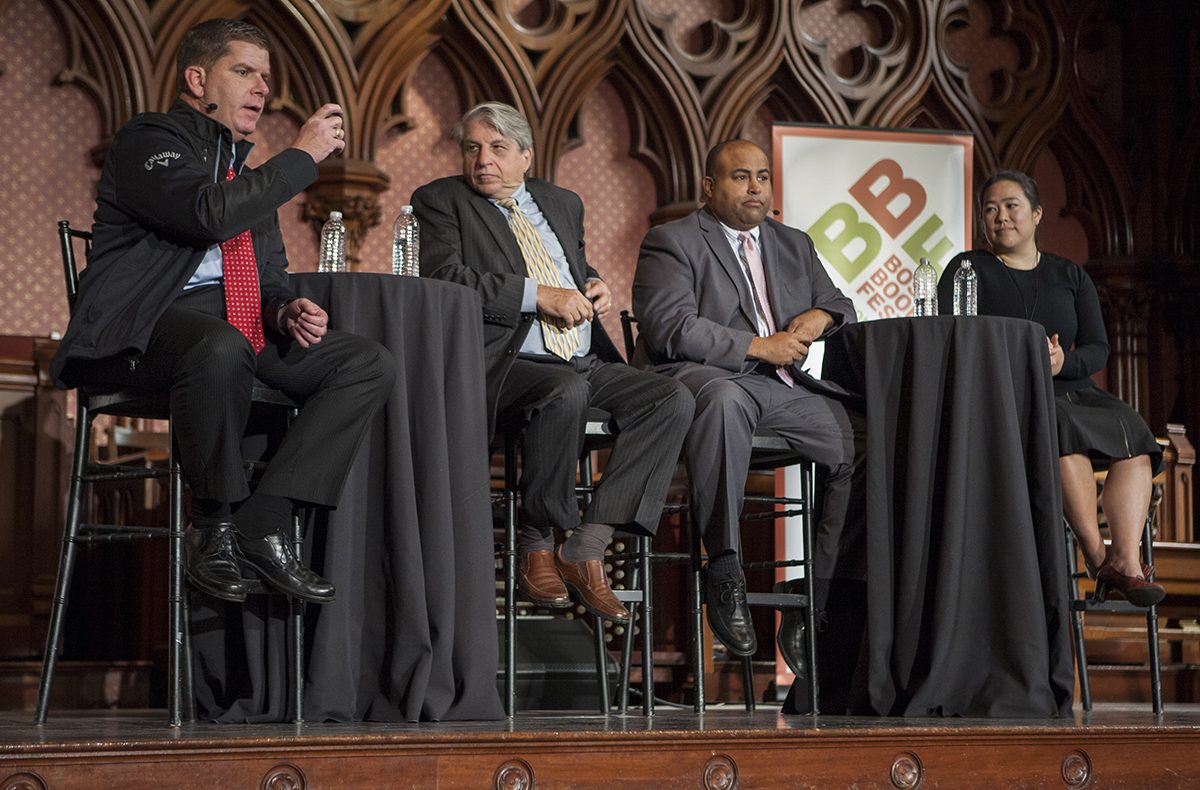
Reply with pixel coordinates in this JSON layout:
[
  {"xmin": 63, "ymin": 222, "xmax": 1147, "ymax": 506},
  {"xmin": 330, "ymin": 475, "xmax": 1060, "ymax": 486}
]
[{"xmin": 58, "ymin": 219, "xmax": 92, "ymax": 316}]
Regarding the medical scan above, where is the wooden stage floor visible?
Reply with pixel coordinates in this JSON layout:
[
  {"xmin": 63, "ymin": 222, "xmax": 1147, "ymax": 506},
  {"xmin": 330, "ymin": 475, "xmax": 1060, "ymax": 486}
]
[{"xmin": 3, "ymin": 703, "xmax": 1200, "ymax": 789}]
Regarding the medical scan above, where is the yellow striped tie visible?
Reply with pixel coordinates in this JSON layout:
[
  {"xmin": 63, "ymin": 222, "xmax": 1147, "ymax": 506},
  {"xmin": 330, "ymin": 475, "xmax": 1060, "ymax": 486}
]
[{"xmin": 497, "ymin": 197, "xmax": 580, "ymax": 360}]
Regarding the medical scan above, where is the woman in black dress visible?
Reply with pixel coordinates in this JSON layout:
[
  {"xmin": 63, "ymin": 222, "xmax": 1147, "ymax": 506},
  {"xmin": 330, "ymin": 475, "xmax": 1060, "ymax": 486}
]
[{"xmin": 939, "ymin": 170, "xmax": 1164, "ymax": 606}]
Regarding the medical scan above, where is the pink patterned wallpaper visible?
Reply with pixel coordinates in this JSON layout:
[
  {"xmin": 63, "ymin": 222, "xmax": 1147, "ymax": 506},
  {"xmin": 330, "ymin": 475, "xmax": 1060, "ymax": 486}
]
[
  {"xmin": 558, "ymin": 80, "xmax": 658, "ymax": 349},
  {"xmin": 361, "ymin": 52, "xmax": 463, "ymax": 273},
  {"xmin": 0, "ymin": 0, "xmax": 101, "ymax": 338}
]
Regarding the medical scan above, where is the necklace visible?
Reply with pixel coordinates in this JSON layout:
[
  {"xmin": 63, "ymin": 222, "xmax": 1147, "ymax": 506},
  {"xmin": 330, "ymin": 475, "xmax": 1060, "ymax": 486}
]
[{"xmin": 997, "ymin": 250, "xmax": 1041, "ymax": 320}]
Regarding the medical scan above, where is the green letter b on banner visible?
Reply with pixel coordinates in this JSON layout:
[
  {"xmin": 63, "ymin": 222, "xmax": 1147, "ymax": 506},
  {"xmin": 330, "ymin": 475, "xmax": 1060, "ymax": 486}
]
[{"xmin": 809, "ymin": 203, "xmax": 881, "ymax": 282}]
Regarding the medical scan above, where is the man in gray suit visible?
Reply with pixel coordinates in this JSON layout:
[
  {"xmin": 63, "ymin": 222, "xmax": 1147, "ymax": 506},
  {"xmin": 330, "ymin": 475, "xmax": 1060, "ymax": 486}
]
[
  {"xmin": 412, "ymin": 102, "xmax": 693, "ymax": 622},
  {"xmin": 632, "ymin": 140, "xmax": 865, "ymax": 674}
]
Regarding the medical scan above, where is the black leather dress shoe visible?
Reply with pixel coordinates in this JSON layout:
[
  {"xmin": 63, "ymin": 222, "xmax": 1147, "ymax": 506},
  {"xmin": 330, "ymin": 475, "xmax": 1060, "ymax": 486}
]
[
  {"xmin": 185, "ymin": 521, "xmax": 247, "ymax": 602},
  {"xmin": 704, "ymin": 570, "xmax": 756, "ymax": 656},
  {"xmin": 775, "ymin": 579, "xmax": 808, "ymax": 678},
  {"xmin": 235, "ymin": 530, "xmax": 336, "ymax": 604}
]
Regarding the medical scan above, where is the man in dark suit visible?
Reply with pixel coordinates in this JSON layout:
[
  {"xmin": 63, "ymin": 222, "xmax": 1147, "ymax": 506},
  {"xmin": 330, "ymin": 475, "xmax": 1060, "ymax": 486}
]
[
  {"xmin": 412, "ymin": 102, "xmax": 693, "ymax": 622},
  {"xmin": 632, "ymin": 140, "xmax": 865, "ymax": 678},
  {"xmin": 51, "ymin": 19, "xmax": 395, "ymax": 604}
]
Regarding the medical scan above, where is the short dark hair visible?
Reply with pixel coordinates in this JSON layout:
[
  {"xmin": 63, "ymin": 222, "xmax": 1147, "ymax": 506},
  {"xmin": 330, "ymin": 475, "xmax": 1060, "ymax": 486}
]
[
  {"xmin": 704, "ymin": 140, "xmax": 747, "ymax": 178},
  {"xmin": 176, "ymin": 18, "xmax": 269, "ymax": 95},
  {"xmin": 979, "ymin": 169, "xmax": 1042, "ymax": 211}
]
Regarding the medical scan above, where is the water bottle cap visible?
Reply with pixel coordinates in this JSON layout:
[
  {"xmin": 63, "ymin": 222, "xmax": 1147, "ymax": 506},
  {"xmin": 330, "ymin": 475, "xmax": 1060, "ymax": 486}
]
[
  {"xmin": 400, "ymin": 205, "xmax": 413, "ymax": 214},
  {"xmin": 329, "ymin": 211, "xmax": 343, "ymax": 220}
]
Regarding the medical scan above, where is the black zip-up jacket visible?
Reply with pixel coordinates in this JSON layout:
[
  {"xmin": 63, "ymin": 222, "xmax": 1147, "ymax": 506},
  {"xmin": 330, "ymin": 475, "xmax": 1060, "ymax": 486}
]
[{"xmin": 51, "ymin": 99, "xmax": 318, "ymax": 388}]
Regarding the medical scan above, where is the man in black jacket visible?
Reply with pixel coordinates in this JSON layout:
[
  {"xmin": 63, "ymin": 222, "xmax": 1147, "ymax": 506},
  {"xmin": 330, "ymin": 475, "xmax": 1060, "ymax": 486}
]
[{"xmin": 51, "ymin": 18, "xmax": 395, "ymax": 604}]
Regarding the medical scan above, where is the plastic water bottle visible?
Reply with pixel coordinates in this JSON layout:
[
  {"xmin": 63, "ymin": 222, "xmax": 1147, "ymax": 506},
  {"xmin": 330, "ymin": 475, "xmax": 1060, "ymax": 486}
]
[
  {"xmin": 318, "ymin": 211, "xmax": 346, "ymax": 273},
  {"xmin": 913, "ymin": 257, "xmax": 938, "ymax": 316},
  {"xmin": 953, "ymin": 259, "xmax": 978, "ymax": 316},
  {"xmin": 391, "ymin": 205, "xmax": 420, "ymax": 276}
]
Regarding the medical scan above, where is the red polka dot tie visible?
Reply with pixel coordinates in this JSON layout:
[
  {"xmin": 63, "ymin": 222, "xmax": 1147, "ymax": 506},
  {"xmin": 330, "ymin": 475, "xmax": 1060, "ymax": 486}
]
[{"xmin": 219, "ymin": 166, "xmax": 265, "ymax": 354}]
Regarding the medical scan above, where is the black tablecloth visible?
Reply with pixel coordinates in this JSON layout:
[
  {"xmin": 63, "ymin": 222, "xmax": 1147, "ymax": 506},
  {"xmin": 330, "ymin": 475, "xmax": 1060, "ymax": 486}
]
[
  {"xmin": 823, "ymin": 315, "xmax": 1073, "ymax": 717},
  {"xmin": 192, "ymin": 272, "xmax": 504, "ymax": 722}
]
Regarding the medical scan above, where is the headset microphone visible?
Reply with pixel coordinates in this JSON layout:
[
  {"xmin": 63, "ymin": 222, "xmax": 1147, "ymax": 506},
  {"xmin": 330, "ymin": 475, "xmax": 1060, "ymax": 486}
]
[{"xmin": 205, "ymin": 102, "xmax": 218, "ymax": 112}]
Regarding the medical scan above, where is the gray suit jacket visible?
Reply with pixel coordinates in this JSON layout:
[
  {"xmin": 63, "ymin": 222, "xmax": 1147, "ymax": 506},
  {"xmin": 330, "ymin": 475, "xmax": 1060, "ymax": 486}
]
[
  {"xmin": 412, "ymin": 176, "xmax": 621, "ymax": 426},
  {"xmin": 631, "ymin": 207, "xmax": 855, "ymax": 398}
]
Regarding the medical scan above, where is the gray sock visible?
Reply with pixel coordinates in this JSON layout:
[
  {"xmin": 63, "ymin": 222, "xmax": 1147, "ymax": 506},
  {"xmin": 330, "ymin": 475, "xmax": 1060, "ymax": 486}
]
[
  {"xmin": 560, "ymin": 522, "xmax": 614, "ymax": 563},
  {"xmin": 517, "ymin": 524, "xmax": 554, "ymax": 555}
]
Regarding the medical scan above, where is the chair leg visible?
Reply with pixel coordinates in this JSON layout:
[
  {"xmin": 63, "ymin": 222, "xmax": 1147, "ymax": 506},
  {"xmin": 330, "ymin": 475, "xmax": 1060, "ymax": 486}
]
[
  {"xmin": 614, "ymin": 535, "xmax": 654, "ymax": 715},
  {"xmin": 182, "ymin": 591, "xmax": 196, "ymax": 722},
  {"xmin": 1072, "ymin": 608, "xmax": 1092, "ymax": 711},
  {"xmin": 801, "ymin": 464, "xmax": 819, "ymax": 716},
  {"xmin": 1147, "ymin": 605, "xmax": 1163, "ymax": 714},
  {"xmin": 640, "ymin": 535, "xmax": 654, "ymax": 716},
  {"xmin": 617, "ymin": 551, "xmax": 638, "ymax": 714},
  {"xmin": 503, "ymin": 433, "xmax": 518, "ymax": 718},
  {"xmin": 741, "ymin": 655, "xmax": 756, "ymax": 711},
  {"xmin": 34, "ymin": 404, "xmax": 92, "ymax": 725},
  {"xmin": 594, "ymin": 618, "xmax": 611, "ymax": 714},
  {"xmin": 1142, "ymin": 518, "xmax": 1163, "ymax": 714},
  {"xmin": 290, "ymin": 510, "xmax": 306, "ymax": 723},
  {"xmin": 167, "ymin": 432, "xmax": 185, "ymax": 727},
  {"xmin": 691, "ymin": 520, "xmax": 706, "ymax": 714},
  {"xmin": 1063, "ymin": 524, "xmax": 1093, "ymax": 711}
]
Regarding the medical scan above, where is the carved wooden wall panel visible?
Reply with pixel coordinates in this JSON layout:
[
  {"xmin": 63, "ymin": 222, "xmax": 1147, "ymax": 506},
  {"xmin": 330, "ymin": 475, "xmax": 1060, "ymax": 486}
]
[{"xmin": 2, "ymin": 0, "xmax": 1199, "ymax": 464}]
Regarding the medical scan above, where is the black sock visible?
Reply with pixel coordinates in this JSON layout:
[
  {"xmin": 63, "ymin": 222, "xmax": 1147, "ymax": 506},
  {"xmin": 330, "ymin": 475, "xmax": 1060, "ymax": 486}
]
[
  {"xmin": 705, "ymin": 551, "xmax": 743, "ymax": 583},
  {"xmin": 233, "ymin": 492, "xmax": 294, "ymax": 539},
  {"xmin": 192, "ymin": 498, "xmax": 231, "ymax": 525},
  {"xmin": 560, "ymin": 523, "xmax": 614, "ymax": 563}
]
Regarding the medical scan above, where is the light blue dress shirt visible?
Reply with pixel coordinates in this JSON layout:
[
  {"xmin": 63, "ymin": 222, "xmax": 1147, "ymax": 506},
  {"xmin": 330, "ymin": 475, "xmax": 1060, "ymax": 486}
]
[
  {"xmin": 491, "ymin": 181, "xmax": 592, "ymax": 357},
  {"xmin": 186, "ymin": 146, "xmax": 239, "ymax": 290}
]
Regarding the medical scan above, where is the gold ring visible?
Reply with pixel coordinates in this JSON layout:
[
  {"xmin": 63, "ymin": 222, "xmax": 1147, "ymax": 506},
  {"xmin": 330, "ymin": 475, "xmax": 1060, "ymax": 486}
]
[{"xmin": 335, "ymin": 128, "xmax": 343, "ymax": 139}]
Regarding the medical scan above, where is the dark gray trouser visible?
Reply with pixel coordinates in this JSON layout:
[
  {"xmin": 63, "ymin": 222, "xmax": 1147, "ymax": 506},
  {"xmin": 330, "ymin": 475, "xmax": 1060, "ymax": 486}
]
[
  {"xmin": 685, "ymin": 371, "xmax": 866, "ymax": 580},
  {"xmin": 497, "ymin": 354, "xmax": 693, "ymax": 536}
]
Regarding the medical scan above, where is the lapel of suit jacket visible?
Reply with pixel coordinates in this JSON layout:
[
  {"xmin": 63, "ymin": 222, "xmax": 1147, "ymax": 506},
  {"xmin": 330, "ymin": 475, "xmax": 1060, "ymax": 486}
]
[
  {"xmin": 527, "ymin": 179, "xmax": 586, "ymax": 289},
  {"xmin": 466, "ymin": 185, "xmax": 526, "ymax": 276},
  {"xmin": 757, "ymin": 219, "xmax": 790, "ymax": 331},
  {"xmin": 699, "ymin": 208, "xmax": 758, "ymax": 329}
]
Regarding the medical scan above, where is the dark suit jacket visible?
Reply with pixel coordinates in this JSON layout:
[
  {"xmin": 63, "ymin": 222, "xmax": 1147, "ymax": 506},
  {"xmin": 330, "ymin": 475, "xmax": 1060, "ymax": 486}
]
[
  {"xmin": 631, "ymin": 207, "xmax": 856, "ymax": 398},
  {"xmin": 51, "ymin": 101, "xmax": 315, "ymax": 388},
  {"xmin": 411, "ymin": 176, "xmax": 622, "ymax": 423}
]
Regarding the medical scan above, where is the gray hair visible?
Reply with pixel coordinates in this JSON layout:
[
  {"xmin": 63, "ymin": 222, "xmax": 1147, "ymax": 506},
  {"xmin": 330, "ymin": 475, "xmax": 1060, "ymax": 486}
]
[{"xmin": 452, "ymin": 102, "xmax": 533, "ymax": 152}]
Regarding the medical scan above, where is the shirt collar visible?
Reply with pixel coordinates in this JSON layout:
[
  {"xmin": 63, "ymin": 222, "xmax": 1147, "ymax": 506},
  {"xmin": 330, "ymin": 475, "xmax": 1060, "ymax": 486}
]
[
  {"xmin": 490, "ymin": 181, "xmax": 530, "ymax": 208},
  {"xmin": 717, "ymin": 218, "xmax": 760, "ymax": 246}
]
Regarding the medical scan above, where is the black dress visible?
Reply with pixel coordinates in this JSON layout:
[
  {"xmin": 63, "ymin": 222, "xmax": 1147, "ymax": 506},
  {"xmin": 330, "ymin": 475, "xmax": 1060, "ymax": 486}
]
[{"xmin": 938, "ymin": 251, "xmax": 1161, "ymax": 473}]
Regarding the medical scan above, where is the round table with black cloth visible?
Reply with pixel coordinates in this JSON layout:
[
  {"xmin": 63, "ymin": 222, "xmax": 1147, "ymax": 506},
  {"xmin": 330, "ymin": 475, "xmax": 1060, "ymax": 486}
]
[
  {"xmin": 822, "ymin": 314, "xmax": 1074, "ymax": 718},
  {"xmin": 190, "ymin": 272, "xmax": 505, "ymax": 722}
]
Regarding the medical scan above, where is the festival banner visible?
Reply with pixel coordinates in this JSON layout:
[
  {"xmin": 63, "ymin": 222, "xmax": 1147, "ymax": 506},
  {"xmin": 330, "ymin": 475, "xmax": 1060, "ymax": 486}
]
[{"xmin": 772, "ymin": 123, "xmax": 973, "ymax": 321}]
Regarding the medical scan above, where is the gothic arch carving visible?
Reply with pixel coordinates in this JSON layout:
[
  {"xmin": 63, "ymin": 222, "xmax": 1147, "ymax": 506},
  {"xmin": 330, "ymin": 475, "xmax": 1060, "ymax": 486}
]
[
  {"xmin": 45, "ymin": 0, "xmax": 154, "ymax": 140},
  {"xmin": 789, "ymin": 0, "xmax": 921, "ymax": 126},
  {"xmin": 1045, "ymin": 109, "xmax": 1133, "ymax": 259},
  {"xmin": 352, "ymin": 1, "xmax": 450, "ymax": 158},
  {"xmin": 934, "ymin": 0, "xmax": 1065, "ymax": 170}
]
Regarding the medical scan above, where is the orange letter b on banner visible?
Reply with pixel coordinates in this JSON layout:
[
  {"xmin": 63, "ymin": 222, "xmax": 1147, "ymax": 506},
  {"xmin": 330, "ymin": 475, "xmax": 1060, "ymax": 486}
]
[{"xmin": 849, "ymin": 159, "xmax": 926, "ymax": 239}]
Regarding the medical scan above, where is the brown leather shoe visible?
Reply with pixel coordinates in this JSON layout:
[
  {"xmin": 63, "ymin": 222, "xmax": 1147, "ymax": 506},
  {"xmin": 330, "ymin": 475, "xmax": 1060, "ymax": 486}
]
[
  {"xmin": 518, "ymin": 549, "xmax": 570, "ymax": 608},
  {"xmin": 554, "ymin": 546, "xmax": 630, "ymax": 621}
]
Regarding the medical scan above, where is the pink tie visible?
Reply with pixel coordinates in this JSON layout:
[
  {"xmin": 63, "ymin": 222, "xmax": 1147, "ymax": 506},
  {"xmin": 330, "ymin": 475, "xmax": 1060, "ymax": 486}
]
[
  {"xmin": 219, "ymin": 166, "xmax": 265, "ymax": 354},
  {"xmin": 739, "ymin": 232, "xmax": 793, "ymax": 387}
]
